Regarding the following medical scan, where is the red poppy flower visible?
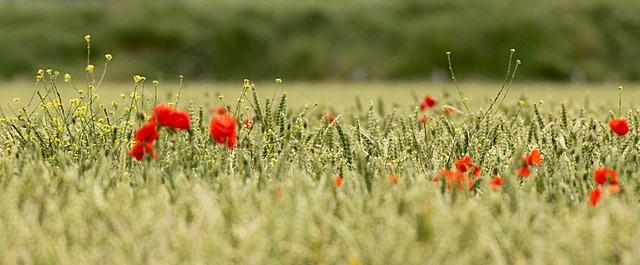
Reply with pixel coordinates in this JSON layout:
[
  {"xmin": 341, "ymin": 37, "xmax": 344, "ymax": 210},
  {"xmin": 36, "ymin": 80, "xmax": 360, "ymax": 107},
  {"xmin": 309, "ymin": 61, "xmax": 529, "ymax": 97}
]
[
  {"xmin": 389, "ymin": 174, "xmax": 401, "ymax": 185},
  {"xmin": 594, "ymin": 169, "xmax": 607, "ymax": 185},
  {"xmin": 420, "ymin": 101, "xmax": 429, "ymax": 111},
  {"xmin": 277, "ymin": 187, "xmax": 283, "ymax": 197},
  {"xmin": 334, "ymin": 176, "xmax": 343, "ymax": 187},
  {"xmin": 526, "ymin": 149, "xmax": 542, "ymax": 166},
  {"xmin": 209, "ymin": 106, "xmax": 227, "ymax": 114},
  {"xmin": 454, "ymin": 155, "xmax": 473, "ymax": 172},
  {"xmin": 470, "ymin": 164, "xmax": 481, "ymax": 178},
  {"xmin": 128, "ymin": 141, "xmax": 156, "ymax": 160},
  {"xmin": 594, "ymin": 167, "xmax": 619, "ymax": 185},
  {"xmin": 209, "ymin": 114, "xmax": 237, "ymax": 148},
  {"xmin": 438, "ymin": 169, "xmax": 472, "ymax": 192},
  {"xmin": 424, "ymin": 94, "xmax": 437, "ymax": 108},
  {"xmin": 149, "ymin": 103, "xmax": 191, "ymax": 131},
  {"xmin": 452, "ymin": 155, "xmax": 481, "ymax": 178},
  {"xmin": 489, "ymin": 175, "xmax": 504, "ymax": 191},
  {"xmin": 419, "ymin": 94, "xmax": 437, "ymax": 110},
  {"xmin": 323, "ymin": 112, "xmax": 336, "ymax": 123},
  {"xmin": 418, "ymin": 117, "xmax": 428, "ymax": 123},
  {"xmin": 588, "ymin": 187, "xmax": 602, "ymax": 207},
  {"xmin": 516, "ymin": 164, "xmax": 530, "ymax": 177},
  {"xmin": 150, "ymin": 103, "xmax": 174, "ymax": 127},
  {"xmin": 134, "ymin": 122, "xmax": 158, "ymax": 143},
  {"xmin": 517, "ymin": 149, "xmax": 542, "ymax": 177},
  {"xmin": 168, "ymin": 109, "xmax": 191, "ymax": 130},
  {"xmin": 609, "ymin": 118, "xmax": 629, "ymax": 136}
]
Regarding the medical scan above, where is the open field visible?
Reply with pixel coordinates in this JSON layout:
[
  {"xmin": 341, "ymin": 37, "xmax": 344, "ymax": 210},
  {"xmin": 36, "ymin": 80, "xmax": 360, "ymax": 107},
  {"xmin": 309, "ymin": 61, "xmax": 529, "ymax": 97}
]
[
  {"xmin": 2, "ymin": 80, "xmax": 639, "ymax": 113},
  {"xmin": 1, "ymin": 77, "xmax": 640, "ymax": 264},
  {"xmin": 3, "ymin": 1, "xmax": 640, "ymax": 263}
]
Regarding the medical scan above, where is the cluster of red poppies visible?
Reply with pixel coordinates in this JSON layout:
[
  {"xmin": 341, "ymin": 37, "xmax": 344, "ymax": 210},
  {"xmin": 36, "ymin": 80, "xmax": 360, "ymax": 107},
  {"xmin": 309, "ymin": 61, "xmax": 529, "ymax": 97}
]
[
  {"xmin": 420, "ymin": 94, "xmax": 437, "ymax": 111},
  {"xmin": 331, "ymin": 174, "xmax": 401, "ymax": 189},
  {"xmin": 433, "ymin": 155, "xmax": 481, "ymax": 192},
  {"xmin": 418, "ymin": 94, "xmax": 461, "ymax": 116},
  {"xmin": 516, "ymin": 149, "xmax": 541, "ymax": 177},
  {"xmin": 586, "ymin": 118, "xmax": 628, "ymax": 207},
  {"xmin": 129, "ymin": 103, "xmax": 242, "ymax": 160},
  {"xmin": 323, "ymin": 112, "xmax": 336, "ymax": 123},
  {"xmin": 132, "ymin": 97, "xmax": 632, "ymax": 210},
  {"xmin": 389, "ymin": 174, "xmax": 402, "ymax": 185},
  {"xmin": 128, "ymin": 103, "xmax": 191, "ymax": 160},
  {"xmin": 588, "ymin": 167, "xmax": 622, "ymax": 207}
]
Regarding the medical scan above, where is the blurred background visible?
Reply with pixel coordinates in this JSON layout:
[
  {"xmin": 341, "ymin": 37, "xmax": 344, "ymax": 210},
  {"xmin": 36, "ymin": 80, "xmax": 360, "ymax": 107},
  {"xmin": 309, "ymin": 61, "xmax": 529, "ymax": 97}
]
[{"xmin": 1, "ymin": 0, "xmax": 640, "ymax": 83}]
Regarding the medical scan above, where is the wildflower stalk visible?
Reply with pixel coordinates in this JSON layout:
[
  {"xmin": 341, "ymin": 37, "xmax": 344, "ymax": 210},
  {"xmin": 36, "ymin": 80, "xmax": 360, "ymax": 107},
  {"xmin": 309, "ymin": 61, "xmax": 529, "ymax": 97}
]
[
  {"xmin": 140, "ymin": 81, "xmax": 145, "ymax": 114},
  {"xmin": 95, "ymin": 55, "xmax": 111, "ymax": 90},
  {"xmin": 122, "ymin": 83, "xmax": 139, "ymax": 141},
  {"xmin": 484, "ymin": 49, "xmax": 516, "ymax": 117},
  {"xmin": 268, "ymin": 78, "xmax": 281, "ymax": 111},
  {"xmin": 25, "ymin": 74, "xmax": 43, "ymax": 116},
  {"xmin": 495, "ymin": 59, "xmax": 521, "ymax": 116},
  {"xmin": 175, "ymin": 75, "xmax": 184, "ymax": 107},
  {"xmin": 85, "ymin": 36, "xmax": 97, "ymax": 141},
  {"xmin": 153, "ymin": 80, "xmax": 159, "ymax": 108},
  {"xmin": 511, "ymin": 100, "xmax": 525, "ymax": 126},
  {"xmin": 85, "ymin": 35, "xmax": 92, "ymax": 88},
  {"xmin": 446, "ymin": 52, "xmax": 470, "ymax": 114}
]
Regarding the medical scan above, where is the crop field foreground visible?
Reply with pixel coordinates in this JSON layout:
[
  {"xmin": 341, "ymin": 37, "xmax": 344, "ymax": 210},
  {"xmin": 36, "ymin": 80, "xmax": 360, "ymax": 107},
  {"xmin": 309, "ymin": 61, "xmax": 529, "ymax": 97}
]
[{"xmin": 3, "ymin": 47, "xmax": 640, "ymax": 264}]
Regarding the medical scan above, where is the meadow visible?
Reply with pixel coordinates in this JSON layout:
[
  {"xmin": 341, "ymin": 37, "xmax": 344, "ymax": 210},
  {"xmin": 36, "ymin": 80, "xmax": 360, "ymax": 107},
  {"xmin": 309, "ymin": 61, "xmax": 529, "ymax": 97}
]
[{"xmin": 3, "ymin": 44, "xmax": 640, "ymax": 265}]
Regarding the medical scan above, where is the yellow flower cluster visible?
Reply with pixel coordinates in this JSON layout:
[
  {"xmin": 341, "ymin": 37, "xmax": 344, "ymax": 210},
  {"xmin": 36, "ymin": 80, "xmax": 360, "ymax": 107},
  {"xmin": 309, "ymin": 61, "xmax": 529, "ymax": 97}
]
[{"xmin": 133, "ymin": 75, "xmax": 146, "ymax": 83}]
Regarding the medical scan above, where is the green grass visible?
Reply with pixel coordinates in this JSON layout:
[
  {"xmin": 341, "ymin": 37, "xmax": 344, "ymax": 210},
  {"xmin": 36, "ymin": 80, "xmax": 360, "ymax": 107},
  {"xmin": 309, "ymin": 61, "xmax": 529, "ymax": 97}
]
[
  {"xmin": 2, "ymin": 36, "xmax": 640, "ymax": 264},
  {"xmin": 2, "ymin": 76, "xmax": 640, "ymax": 264},
  {"xmin": 2, "ymin": 79, "xmax": 639, "ymax": 112}
]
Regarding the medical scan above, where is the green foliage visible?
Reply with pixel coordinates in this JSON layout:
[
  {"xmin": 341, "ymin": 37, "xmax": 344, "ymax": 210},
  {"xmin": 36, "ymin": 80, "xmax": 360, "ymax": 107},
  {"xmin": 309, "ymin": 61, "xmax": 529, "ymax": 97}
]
[
  {"xmin": 3, "ymin": 39, "xmax": 640, "ymax": 264},
  {"xmin": 2, "ymin": 0, "xmax": 640, "ymax": 81}
]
